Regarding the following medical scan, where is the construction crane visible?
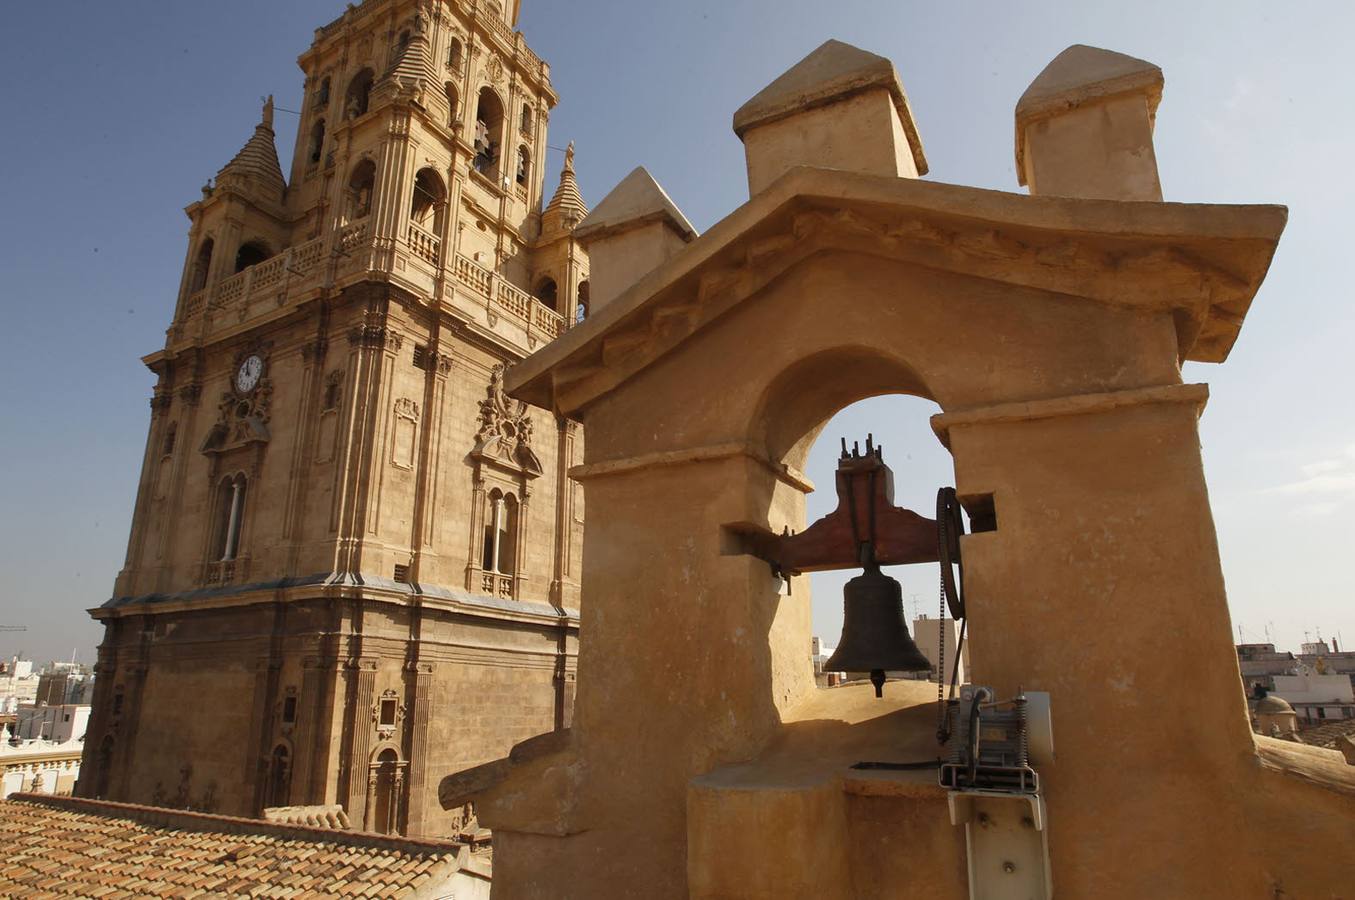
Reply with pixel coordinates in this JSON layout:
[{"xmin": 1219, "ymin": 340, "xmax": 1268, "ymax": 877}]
[{"xmin": 0, "ymin": 626, "xmax": 26, "ymax": 633}]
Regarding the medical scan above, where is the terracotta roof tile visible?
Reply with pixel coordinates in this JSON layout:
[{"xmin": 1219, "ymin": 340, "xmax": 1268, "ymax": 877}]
[{"xmin": 0, "ymin": 795, "xmax": 466, "ymax": 898}]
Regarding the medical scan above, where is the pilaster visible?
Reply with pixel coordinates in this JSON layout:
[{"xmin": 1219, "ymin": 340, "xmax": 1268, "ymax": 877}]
[{"xmin": 342, "ymin": 655, "xmax": 380, "ymax": 823}]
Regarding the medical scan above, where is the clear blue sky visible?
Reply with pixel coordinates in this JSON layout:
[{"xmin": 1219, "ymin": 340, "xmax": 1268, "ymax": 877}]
[{"xmin": 1, "ymin": 1, "xmax": 1351, "ymax": 665}]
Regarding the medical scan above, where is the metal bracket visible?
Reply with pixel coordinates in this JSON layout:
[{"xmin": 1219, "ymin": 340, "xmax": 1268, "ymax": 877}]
[{"xmin": 948, "ymin": 790, "xmax": 1052, "ymax": 900}]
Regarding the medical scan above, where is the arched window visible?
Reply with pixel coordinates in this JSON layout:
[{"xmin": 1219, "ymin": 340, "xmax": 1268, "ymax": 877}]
[
  {"xmin": 481, "ymin": 489, "xmax": 519, "ymax": 576},
  {"xmin": 348, "ymin": 160, "xmax": 376, "ymax": 221},
  {"xmin": 473, "ymin": 88, "xmax": 505, "ymax": 179},
  {"xmin": 162, "ymin": 422, "xmax": 178, "ymax": 456},
  {"xmin": 410, "ymin": 168, "xmax": 446, "ymax": 231},
  {"xmin": 397, "ymin": 30, "xmax": 411, "ymax": 53},
  {"xmin": 265, "ymin": 744, "xmax": 291, "ymax": 809},
  {"xmin": 372, "ymin": 748, "xmax": 400, "ymax": 835},
  {"xmin": 345, "ymin": 68, "xmax": 375, "ymax": 120},
  {"xmin": 308, "ymin": 119, "xmax": 327, "ymax": 166},
  {"xmin": 576, "ymin": 280, "xmax": 590, "ymax": 324},
  {"xmin": 534, "ymin": 277, "xmax": 559, "ymax": 312},
  {"xmin": 234, "ymin": 241, "xmax": 270, "ymax": 273},
  {"xmin": 520, "ymin": 104, "xmax": 533, "ymax": 136},
  {"xmin": 445, "ymin": 82, "xmax": 460, "ymax": 129},
  {"xmin": 189, "ymin": 239, "xmax": 214, "ymax": 293},
  {"xmin": 214, "ymin": 474, "xmax": 248, "ymax": 562},
  {"xmin": 447, "ymin": 39, "xmax": 463, "ymax": 71},
  {"xmin": 516, "ymin": 146, "xmax": 531, "ymax": 187},
  {"xmin": 315, "ymin": 76, "xmax": 331, "ymax": 110}
]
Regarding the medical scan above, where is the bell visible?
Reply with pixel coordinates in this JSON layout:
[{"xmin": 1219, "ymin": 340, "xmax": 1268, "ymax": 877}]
[{"xmin": 824, "ymin": 548, "xmax": 933, "ymax": 697}]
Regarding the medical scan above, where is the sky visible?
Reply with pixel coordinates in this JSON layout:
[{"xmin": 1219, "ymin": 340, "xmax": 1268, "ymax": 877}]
[{"xmin": 0, "ymin": 1, "xmax": 1351, "ymax": 666}]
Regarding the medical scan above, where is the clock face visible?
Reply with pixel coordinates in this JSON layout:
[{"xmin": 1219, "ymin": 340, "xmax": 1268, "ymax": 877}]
[{"xmin": 235, "ymin": 355, "xmax": 264, "ymax": 394}]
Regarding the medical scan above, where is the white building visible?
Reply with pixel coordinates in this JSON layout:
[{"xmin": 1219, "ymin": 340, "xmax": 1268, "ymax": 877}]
[
  {"xmin": 0, "ymin": 739, "xmax": 84, "ymax": 799},
  {"xmin": 1270, "ymin": 669, "xmax": 1355, "ymax": 724},
  {"xmin": 15, "ymin": 705, "xmax": 90, "ymax": 744},
  {"xmin": 913, "ymin": 615, "xmax": 969, "ymax": 685}
]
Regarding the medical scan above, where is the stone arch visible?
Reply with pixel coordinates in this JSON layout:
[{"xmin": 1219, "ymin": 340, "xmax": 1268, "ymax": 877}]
[{"xmin": 473, "ymin": 87, "xmax": 506, "ymax": 180}]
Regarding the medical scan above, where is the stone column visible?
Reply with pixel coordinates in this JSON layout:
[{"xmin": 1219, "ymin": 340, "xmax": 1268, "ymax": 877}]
[
  {"xmin": 290, "ymin": 657, "xmax": 324, "ymax": 805},
  {"xmin": 343, "ymin": 656, "xmax": 379, "ymax": 824},
  {"xmin": 115, "ymin": 387, "xmax": 172, "ymax": 598},
  {"xmin": 243, "ymin": 656, "xmax": 278, "ymax": 814},
  {"xmin": 75, "ymin": 638, "xmax": 119, "ymax": 799},
  {"xmin": 549, "ymin": 416, "xmax": 578, "ymax": 606},
  {"xmin": 402, "ymin": 661, "xmax": 435, "ymax": 835}
]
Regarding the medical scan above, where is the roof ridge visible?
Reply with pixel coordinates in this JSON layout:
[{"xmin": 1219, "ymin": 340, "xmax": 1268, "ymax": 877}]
[{"xmin": 6, "ymin": 794, "xmax": 463, "ymax": 855}]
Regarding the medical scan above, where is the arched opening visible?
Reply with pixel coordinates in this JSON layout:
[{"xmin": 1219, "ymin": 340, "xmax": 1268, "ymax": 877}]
[
  {"xmin": 769, "ymin": 365, "xmax": 959, "ymax": 688},
  {"xmin": 94, "ymin": 735, "xmax": 114, "ymax": 799},
  {"xmin": 473, "ymin": 87, "xmax": 505, "ymax": 180},
  {"xmin": 516, "ymin": 145, "xmax": 531, "ymax": 188},
  {"xmin": 372, "ymin": 748, "xmax": 400, "ymax": 835},
  {"xmin": 315, "ymin": 76, "xmax": 331, "ymax": 110},
  {"xmin": 533, "ymin": 277, "xmax": 559, "ymax": 312},
  {"xmin": 265, "ymin": 744, "xmax": 291, "ymax": 809},
  {"xmin": 410, "ymin": 168, "xmax": 446, "ymax": 232},
  {"xmin": 482, "ymin": 488, "xmax": 518, "ymax": 576},
  {"xmin": 520, "ymin": 104, "xmax": 533, "ymax": 136},
  {"xmin": 447, "ymin": 38, "xmax": 463, "ymax": 72},
  {"xmin": 345, "ymin": 68, "xmax": 375, "ymax": 120},
  {"xmin": 445, "ymin": 82, "xmax": 460, "ymax": 128},
  {"xmin": 347, "ymin": 160, "xmax": 376, "ymax": 221},
  {"xmin": 162, "ymin": 422, "xmax": 178, "ymax": 456},
  {"xmin": 576, "ymin": 280, "xmax": 590, "ymax": 324},
  {"xmin": 234, "ymin": 241, "xmax": 271, "ymax": 273},
  {"xmin": 189, "ymin": 239, "xmax": 214, "ymax": 293},
  {"xmin": 213, "ymin": 474, "xmax": 248, "ymax": 562},
  {"xmin": 308, "ymin": 119, "xmax": 327, "ymax": 166}
]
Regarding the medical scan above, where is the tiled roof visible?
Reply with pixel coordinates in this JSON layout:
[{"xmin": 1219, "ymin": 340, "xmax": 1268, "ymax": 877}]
[
  {"xmin": 1301, "ymin": 718, "xmax": 1355, "ymax": 750},
  {"xmin": 0, "ymin": 794, "xmax": 468, "ymax": 898}
]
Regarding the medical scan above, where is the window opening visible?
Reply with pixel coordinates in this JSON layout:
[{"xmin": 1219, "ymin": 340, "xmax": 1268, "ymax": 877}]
[
  {"xmin": 520, "ymin": 104, "xmax": 533, "ymax": 135},
  {"xmin": 447, "ymin": 39, "xmax": 463, "ymax": 71},
  {"xmin": 308, "ymin": 119, "xmax": 327, "ymax": 165},
  {"xmin": 516, "ymin": 146, "xmax": 531, "ymax": 187},
  {"xmin": 282, "ymin": 696, "xmax": 297, "ymax": 724},
  {"xmin": 316, "ymin": 77, "xmax": 331, "ymax": 108},
  {"xmin": 393, "ymin": 564, "xmax": 411, "ymax": 584},
  {"xmin": 345, "ymin": 69, "xmax": 375, "ymax": 120},
  {"xmin": 576, "ymin": 280, "xmax": 590, "ymax": 324},
  {"xmin": 214, "ymin": 475, "xmax": 248, "ymax": 562},
  {"xmin": 234, "ymin": 241, "xmax": 270, "ymax": 273},
  {"xmin": 473, "ymin": 88, "xmax": 504, "ymax": 178},
  {"xmin": 534, "ymin": 277, "xmax": 559, "ymax": 312},
  {"xmin": 445, "ymin": 83, "xmax": 459, "ymax": 128},
  {"xmin": 323, "ymin": 377, "xmax": 342, "ymax": 412},
  {"xmin": 162, "ymin": 423, "xmax": 177, "ymax": 456},
  {"xmin": 189, "ymin": 239, "xmax": 214, "ymax": 294},
  {"xmin": 379, "ymin": 698, "xmax": 398, "ymax": 727},
  {"xmin": 410, "ymin": 169, "xmax": 446, "ymax": 231},
  {"xmin": 348, "ymin": 160, "xmax": 376, "ymax": 221},
  {"xmin": 266, "ymin": 744, "xmax": 291, "ymax": 809},
  {"xmin": 481, "ymin": 489, "xmax": 518, "ymax": 576}
]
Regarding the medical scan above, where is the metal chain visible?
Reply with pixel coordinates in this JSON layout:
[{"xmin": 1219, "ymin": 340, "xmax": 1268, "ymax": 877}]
[{"xmin": 936, "ymin": 510, "xmax": 948, "ymax": 741}]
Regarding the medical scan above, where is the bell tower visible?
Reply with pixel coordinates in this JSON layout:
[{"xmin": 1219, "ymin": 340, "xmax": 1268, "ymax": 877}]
[{"xmin": 81, "ymin": 0, "xmax": 587, "ymax": 839}]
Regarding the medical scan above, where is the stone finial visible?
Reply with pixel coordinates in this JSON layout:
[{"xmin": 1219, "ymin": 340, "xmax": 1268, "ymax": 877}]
[
  {"xmin": 262, "ymin": 94, "xmax": 275, "ymax": 130},
  {"xmin": 572, "ymin": 167, "xmax": 696, "ymax": 314},
  {"xmin": 733, "ymin": 39, "xmax": 927, "ymax": 197},
  {"xmin": 1015, "ymin": 45, "xmax": 1164, "ymax": 201}
]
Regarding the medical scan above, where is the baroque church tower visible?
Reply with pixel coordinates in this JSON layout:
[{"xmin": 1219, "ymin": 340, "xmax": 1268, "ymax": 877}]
[{"xmin": 78, "ymin": 0, "xmax": 589, "ymax": 839}]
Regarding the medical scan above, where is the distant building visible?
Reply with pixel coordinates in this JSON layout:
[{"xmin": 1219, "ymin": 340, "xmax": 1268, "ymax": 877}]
[
  {"xmin": 15, "ymin": 705, "xmax": 90, "ymax": 745},
  {"xmin": 1269, "ymin": 670, "xmax": 1355, "ymax": 725},
  {"xmin": 913, "ymin": 615, "xmax": 969, "ymax": 685},
  {"xmin": 0, "ymin": 740, "xmax": 83, "ymax": 799}
]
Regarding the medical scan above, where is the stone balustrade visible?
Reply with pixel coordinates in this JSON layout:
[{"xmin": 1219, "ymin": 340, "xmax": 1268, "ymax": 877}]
[{"xmin": 179, "ymin": 222, "xmax": 564, "ymax": 341}]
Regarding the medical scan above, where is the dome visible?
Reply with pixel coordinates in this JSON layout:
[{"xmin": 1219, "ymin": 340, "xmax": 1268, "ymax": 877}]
[{"xmin": 1255, "ymin": 694, "xmax": 1294, "ymax": 714}]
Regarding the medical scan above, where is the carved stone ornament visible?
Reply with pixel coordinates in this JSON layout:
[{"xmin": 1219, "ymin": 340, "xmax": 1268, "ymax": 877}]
[
  {"xmin": 488, "ymin": 56, "xmax": 505, "ymax": 85},
  {"xmin": 472, "ymin": 363, "xmax": 543, "ymax": 476},
  {"xmin": 372, "ymin": 688, "xmax": 407, "ymax": 740},
  {"xmin": 200, "ymin": 346, "xmax": 273, "ymax": 455}
]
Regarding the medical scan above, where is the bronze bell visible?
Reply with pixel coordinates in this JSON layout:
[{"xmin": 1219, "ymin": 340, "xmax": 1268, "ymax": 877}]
[{"xmin": 824, "ymin": 545, "xmax": 933, "ymax": 697}]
